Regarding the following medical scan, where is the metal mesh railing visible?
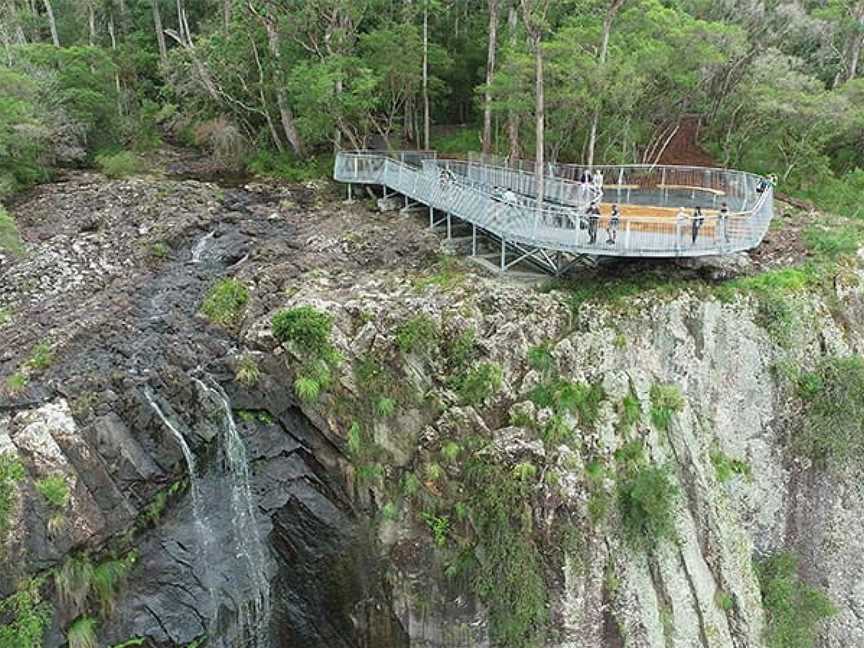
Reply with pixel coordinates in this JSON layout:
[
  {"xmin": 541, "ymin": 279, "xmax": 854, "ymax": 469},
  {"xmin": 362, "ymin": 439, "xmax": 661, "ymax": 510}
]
[{"xmin": 333, "ymin": 151, "xmax": 774, "ymax": 258}]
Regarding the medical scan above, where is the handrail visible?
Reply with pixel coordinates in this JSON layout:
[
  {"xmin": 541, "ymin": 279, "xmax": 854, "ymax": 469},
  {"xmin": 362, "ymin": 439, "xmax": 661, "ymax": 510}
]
[{"xmin": 333, "ymin": 150, "xmax": 774, "ymax": 259}]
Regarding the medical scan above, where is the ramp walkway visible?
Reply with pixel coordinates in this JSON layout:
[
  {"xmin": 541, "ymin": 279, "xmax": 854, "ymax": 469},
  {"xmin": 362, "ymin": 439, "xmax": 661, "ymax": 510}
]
[{"xmin": 333, "ymin": 150, "xmax": 774, "ymax": 273}]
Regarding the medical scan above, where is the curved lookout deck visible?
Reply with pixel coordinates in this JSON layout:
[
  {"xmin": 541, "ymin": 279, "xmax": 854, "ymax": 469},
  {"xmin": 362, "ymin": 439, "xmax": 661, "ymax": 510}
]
[{"xmin": 334, "ymin": 150, "xmax": 774, "ymax": 272}]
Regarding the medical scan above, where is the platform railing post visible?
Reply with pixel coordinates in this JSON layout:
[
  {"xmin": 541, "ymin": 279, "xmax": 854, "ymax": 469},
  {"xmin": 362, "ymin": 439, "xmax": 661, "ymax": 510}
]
[
  {"xmin": 472, "ymin": 225, "xmax": 477, "ymax": 256},
  {"xmin": 347, "ymin": 184, "xmax": 352, "ymax": 201},
  {"xmin": 500, "ymin": 238, "xmax": 506, "ymax": 271},
  {"xmin": 447, "ymin": 213, "xmax": 452, "ymax": 240},
  {"xmin": 429, "ymin": 205, "xmax": 434, "ymax": 228}
]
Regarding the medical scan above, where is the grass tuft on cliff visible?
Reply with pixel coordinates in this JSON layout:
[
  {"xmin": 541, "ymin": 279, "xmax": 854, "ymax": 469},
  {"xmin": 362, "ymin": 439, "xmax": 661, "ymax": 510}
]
[
  {"xmin": 67, "ymin": 615, "xmax": 98, "ymax": 648},
  {"xmin": 757, "ymin": 552, "xmax": 836, "ymax": 648},
  {"xmin": 200, "ymin": 278, "xmax": 249, "ymax": 327},
  {"xmin": 273, "ymin": 305, "xmax": 341, "ymax": 403},
  {"xmin": 0, "ymin": 454, "xmax": 25, "ymax": 540},
  {"xmin": 0, "ymin": 205, "xmax": 24, "ymax": 256}
]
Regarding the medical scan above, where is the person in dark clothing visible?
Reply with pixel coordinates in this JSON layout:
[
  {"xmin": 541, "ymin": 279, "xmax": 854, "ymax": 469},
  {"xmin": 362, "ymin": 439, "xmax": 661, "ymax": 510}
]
[
  {"xmin": 588, "ymin": 202, "xmax": 600, "ymax": 244},
  {"xmin": 718, "ymin": 202, "xmax": 730, "ymax": 243},
  {"xmin": 691, "ymin": 206, "xmax": 704, "ymax": 244},
  {"xmin": 606, "ymin": 204, "xmax": 620, "ymax": 244},
  {"xmin": 580, "ymin": 169, "xmax": 593, "ymax": 185}
]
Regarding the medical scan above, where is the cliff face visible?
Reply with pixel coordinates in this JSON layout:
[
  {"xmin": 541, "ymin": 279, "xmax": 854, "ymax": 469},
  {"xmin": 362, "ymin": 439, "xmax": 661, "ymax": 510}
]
[{"xmin": 1, "ymin": 159, "xmax": 861, "ymax": 647}]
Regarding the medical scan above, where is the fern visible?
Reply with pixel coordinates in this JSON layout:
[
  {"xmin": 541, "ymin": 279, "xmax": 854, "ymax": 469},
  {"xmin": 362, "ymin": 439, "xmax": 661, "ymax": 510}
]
[{"xmin": 294, "ymin": 377, "xmax": 321, "ymax": 403}]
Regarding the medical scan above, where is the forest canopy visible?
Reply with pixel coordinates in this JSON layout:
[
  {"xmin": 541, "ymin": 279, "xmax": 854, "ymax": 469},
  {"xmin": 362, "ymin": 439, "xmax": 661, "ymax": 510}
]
[{"xmin": 0, "ymin": 0, "xmax": 862, "ymax": 212}]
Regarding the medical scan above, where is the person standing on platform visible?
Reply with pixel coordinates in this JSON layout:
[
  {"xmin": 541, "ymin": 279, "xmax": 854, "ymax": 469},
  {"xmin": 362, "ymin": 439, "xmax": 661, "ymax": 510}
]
[
  {"xmin": 606, "ymin": 204, "xmax": 620, "ymax": 245},
  {"xmin": 718, "ymin": 202, "xmax": 730, "ymax": 243},
  {"xmin": 588, "ymin": 202, "xmax": 600, "ymax": 244},
  {"xmin": 691, "ymin": 206, "xmax": 704, "ymax": 244}
]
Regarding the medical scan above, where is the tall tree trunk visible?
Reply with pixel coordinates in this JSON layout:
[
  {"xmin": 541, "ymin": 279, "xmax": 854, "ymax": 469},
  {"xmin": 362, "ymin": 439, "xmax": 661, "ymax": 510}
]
[
  {"xmin": 151, "ymin": 0, "xmax": 167, "ymax": 64},
  {"xmin": 108, "ymin": 12, "xmax": 122, "ymax": 109},
  {"xmin": 587, "ymin": 0, "xmax": 625, "ymax": 168},
  {"xmin": 422, "ymin": 3, "xmax": 430, "ymax": 149},
  {"xmin": 506, "ymin": 4, "xmax": 520, "ymax": 162},
  {"xmin": 482, "ymin": 0, "xmax": 499, "ymax": 155},
  {"xmin": 42, "ymin": 0, "xmax": 59, "ymax": 46},
  {"xmin": 533, "ymin": 35, "xmax": 544, "ymax": 209},
  {"xmin": 521, "ymin": 0, "xmax": 548, "ymax": 208},
  {"xmin": 222, "ymin": 0, "xmax": 230, "ymax": 28},
  {"xmin": 262, "ymin": 19, "xmax": 305, "ymax": 157},
  {"xmin": 88, "ymin": 3, "xmax": 96, "ymax": 45}
]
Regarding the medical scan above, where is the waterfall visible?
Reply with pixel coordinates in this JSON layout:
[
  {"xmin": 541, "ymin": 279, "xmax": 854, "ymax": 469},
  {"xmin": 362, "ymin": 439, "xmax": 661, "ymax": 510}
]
[
  {"xmin": 191, "ymin": 230, "xmax": 216, "ymax": 263},
  {"xmin": 193, "ymin": 376, "xmax": 272, "ymax": 647},
  {"xmin": 145, "ymin": 379, "xmax": 271, "ymax": 645},
  {"xmin": 143, "ymin": 389, "xmax": 215, "ymax": 601}
]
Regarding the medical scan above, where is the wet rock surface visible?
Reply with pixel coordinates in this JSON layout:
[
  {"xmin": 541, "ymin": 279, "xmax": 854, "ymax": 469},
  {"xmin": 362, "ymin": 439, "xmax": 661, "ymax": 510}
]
[{"xmin": 0, "ymin": 150, "xmax": 429, "ymax": 646}]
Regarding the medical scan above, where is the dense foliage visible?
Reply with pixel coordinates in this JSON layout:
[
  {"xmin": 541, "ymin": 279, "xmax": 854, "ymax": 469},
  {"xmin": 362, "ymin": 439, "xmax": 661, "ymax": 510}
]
[{"xmin": 0, "ymin": 0, "xmax": 861, "ymax": 210}]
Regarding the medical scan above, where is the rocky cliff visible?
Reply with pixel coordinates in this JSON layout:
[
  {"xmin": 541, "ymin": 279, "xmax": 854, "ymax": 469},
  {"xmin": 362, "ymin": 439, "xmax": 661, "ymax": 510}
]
[{"xmin": 0, "ymin": 154, "xmax": 861, "ymax": 648}]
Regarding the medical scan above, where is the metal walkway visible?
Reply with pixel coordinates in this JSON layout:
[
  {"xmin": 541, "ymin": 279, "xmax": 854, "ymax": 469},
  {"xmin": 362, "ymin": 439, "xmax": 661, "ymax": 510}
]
[{"xmin": 333, "ymin": 150, "xmax": 775, "ymax": 273}]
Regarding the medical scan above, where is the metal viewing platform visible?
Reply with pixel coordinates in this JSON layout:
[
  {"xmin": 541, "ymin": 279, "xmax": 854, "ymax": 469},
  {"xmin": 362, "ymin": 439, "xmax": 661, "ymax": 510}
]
[{"xmin": 333, "ymin": 150, "xmax": 774, "ymax": 274}]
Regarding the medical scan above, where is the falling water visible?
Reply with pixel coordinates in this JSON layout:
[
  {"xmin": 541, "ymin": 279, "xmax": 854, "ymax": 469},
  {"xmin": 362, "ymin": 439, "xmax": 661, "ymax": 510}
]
[
  {"xmin": 193, "ymin": 376, "xmax": 272, "ymax": 647},
  {"xmin": 143, "ymin": 389, "xmax": 215, "ymax": 603},
  {"xmin": 191, "ymin": 230, "xmax": 216, "ymax": 263}
]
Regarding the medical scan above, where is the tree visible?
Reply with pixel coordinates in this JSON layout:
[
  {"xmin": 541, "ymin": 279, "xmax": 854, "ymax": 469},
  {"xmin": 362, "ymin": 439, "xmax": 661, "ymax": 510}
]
[
  {"xmin": 481, "ymin": 0, "xmax": 499, "ymax": 154},
  {"xmin": 520, "ymin": 0, "xmax": 549, "ymax": 207},
  {"xmin": 586, "ymin": 0, "xmax": 625, "ymax": 168},
  {"xmin": 42, "ymin": 0, "xmax": 59, "ymax": 46}
]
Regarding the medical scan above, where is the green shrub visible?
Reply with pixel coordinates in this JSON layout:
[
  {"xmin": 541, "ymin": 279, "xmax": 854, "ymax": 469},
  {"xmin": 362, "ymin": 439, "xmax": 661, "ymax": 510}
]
[
  {"xmin": 804, "ymin": 225, "xmax": 862, "ymax": 260},
  {"xmin": 794, "ymin": 355, "xmax": 864, "ymax": 468},
  {"xmin": 0, "ymin": 454, "xmax": 25, "ymax": 539},
  {"xmin": 441, "ymin": 441, "xmax": 461, "ymax": 462},
  {"xmin": 36, "ymin": 474, "xmax": 70, "ymax": 509},
  {"xmin": 756, "ymin": 552, "xmax": 836, "ymax": 648},
  {"xmin": 710, "ymin": 450, "xmax": 751, "ymax": 483},
  {"xmin": 421, "ymin": 511, "xmax": 450, "ymax": 547},
  {"xmin": 246, "ymin": 149, "xmax": 332, "ymax": 181},
  {"xmin": 527, "ymin": 342, "xmax": 555, "ymax": 374},
  {"xmin": 0, "ymin": 578, "xmax": 53, "ymax": 647},
  {"xmin": 650, "ymin": 384, "xmax": 685, "ymax": 432},
  {"xmin": 512, "ymin": 462, "xmax": 538, "ymax": 482},
  {"xmin": 272, "ymin": 305, "xmax": 332, "ymax": 354},
  {"xmin": 558, "ymin": 381, "xmax": 606, "ymax": 428},
  {"xmin": 542, "ymin": 414, "xmax": 573, "ymax": 447},
  {"xmin": 95, "ymin": 151, "xmax": 143, "ymax": 178},
  {"xmin": 27, "ymin": 342, "xmax": 54, "ymax": 371},
  {"xmin": 445, "ymin": 327, "xmax": 477, "ymax": 370},
  {"xmin": 618, "ymin": 464, "xmax": 679, "ymax": 549},
  {"xmin": 0, "ymin": 206, "xmax": 24, "ymax": 256},
  {"xmin": 68, "ymin": 615, "xmax": 98, "ymax": 648},
  {"xmin": 149, "ymin": 242, "xmax": 169, "ymax": 259},
  {"xmin": 200, "ymin": 278, "xmax": 249, "ymax": 327},
  {"xmin": 754, "ymin": 292, "xmax": 798, "ymax": 348},
  {"xmin": 0, "ymin": 308, "xmax": 9, "ymax": 325},
  {"xmin": 618, "ymin": 393, "xmax": 641, "ymax": 431},
  {"xmin": 453, "ymin": 362, "xmax": 503, "ymax": 405},
  {"xmin": 395, "ymin": 314, "xmax": 438, "ymax": 354}
]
